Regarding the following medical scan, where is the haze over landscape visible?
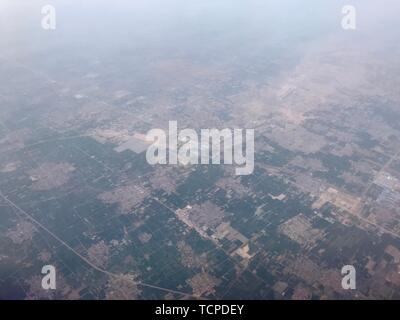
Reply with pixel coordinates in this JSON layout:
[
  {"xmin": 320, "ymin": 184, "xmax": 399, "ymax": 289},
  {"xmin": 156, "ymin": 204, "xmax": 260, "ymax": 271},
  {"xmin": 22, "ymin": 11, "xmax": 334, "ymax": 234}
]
[{"xmin": 1, "ymin": 0, "xmax": 400, "ymax": 300}]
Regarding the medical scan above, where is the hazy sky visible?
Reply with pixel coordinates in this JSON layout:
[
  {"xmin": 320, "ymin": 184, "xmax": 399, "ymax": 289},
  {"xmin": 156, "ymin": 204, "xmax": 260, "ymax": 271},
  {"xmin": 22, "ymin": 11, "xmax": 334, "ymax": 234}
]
[
  {"xmin": 2, "ymin": 1, "xmax": 398, "ymax": 47},
  {"xmin": 1, "ymin": 0, "xmax": 399, "ymax": 73}
]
